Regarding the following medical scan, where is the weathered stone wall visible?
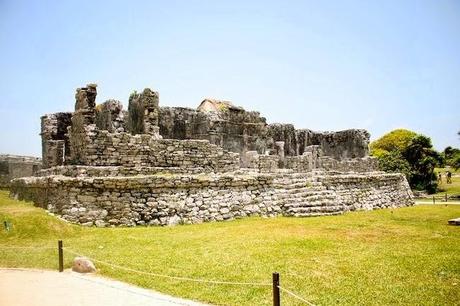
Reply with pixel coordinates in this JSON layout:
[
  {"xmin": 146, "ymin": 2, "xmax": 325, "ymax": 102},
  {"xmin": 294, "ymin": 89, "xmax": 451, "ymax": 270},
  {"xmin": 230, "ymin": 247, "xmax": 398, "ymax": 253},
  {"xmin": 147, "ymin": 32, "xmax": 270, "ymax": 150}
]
[
  {"xmin": 127, "ymin": 89, "xmax": 160, "ymax": 136},
  {"xmin": 318, "ymin": 172, "xmax": 414, "ymax": 211},
  {"xmin": 267, "ymin": 126, "xmax": 370, "ymax": 160},
  {"xmin": 308, "ymin": 129, "xmax": 370, "ymax": 160},
  {"xmin": 0, "ymin": 155, "xmax": 42, "ymax": 187},
  {"xmin": 319, "ymin": 156, "xmax": 379, "ymax": 172},
  {"xmin": 12, "ymin": 83, "xmax": 415, "ymax": 227},
  {"xmin": 70, "ymin": 129, "xmax": 239, "ymax": 172},
  {"xmin": 11, "ymin": 173, "xmax": 278, "ymax": 226},
  {"xmin": 41, "ymin": 112, "xmax": 72, "ymax": 168},
  {"xmin": 40, "ymin": 84, "xmax": 374, "ymax": 171},
  {"xmin": 10, "ymin": 171, "xmax": 413, "ymax": 226},
  {"xmin": 158, "ymin": 105, "xmax": 270, "ymax": 155},
  {"xmin": 95, "ymin": 100, "xmax": 125, "ymax": 133}
]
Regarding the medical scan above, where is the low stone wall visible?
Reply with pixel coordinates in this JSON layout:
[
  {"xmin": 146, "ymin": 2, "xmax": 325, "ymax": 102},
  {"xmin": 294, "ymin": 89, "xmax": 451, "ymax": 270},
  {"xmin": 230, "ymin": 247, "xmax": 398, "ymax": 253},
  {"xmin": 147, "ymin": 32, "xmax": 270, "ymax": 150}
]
[
  {"xmin": 11, "ymin": 174, "xmax": 277, "ymax": 226},
  {"xmin": 319, "ymin": 156, "xmax": 379, "ymax": 172},
  {"xmin": 10, "ymin": 171, "xmax": 414, "ymax": 226},
  {"xmin": 36, "ymin": 166, "xmax": 208, "ymax": 177},
  {"xmin": 0, "ymin": 155, "xmax": 42, "ymax": 188},
  {"xmin": 72, "ymin": 128, "xmax": 240, "ymax": 172},
  {"xmin": 317, "ymin": 172, "xmax": 413, "ymax": 211}
]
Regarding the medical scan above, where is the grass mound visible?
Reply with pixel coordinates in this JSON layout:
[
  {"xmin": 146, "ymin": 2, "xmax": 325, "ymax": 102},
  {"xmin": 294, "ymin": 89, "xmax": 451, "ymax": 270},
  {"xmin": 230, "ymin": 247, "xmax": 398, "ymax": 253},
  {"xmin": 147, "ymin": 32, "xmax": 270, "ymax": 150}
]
[{"xmin": 1, "ymin": 190, "xmax": 459, "ymax": 305}]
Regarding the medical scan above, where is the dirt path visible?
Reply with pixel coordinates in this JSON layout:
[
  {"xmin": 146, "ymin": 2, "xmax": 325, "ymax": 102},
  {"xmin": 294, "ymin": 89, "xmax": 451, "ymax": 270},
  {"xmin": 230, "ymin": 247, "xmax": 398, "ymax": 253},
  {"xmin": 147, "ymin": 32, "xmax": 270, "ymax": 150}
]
[{"xmin": 0, "ymin": 268, "xmax": 208, "ymax": 306}]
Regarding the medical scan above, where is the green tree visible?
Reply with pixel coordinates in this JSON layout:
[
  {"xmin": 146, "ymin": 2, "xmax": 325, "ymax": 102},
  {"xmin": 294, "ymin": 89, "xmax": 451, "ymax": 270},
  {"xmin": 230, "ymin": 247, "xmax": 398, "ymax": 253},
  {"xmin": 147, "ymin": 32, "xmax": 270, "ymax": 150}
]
[
  {"xmin": 377, "ymin": 150, "xmax": 411, "ymax": 179},
  {"xmin": 371, "ymin": 129, "xmax": 441, "ymax": 193},
  {"xmin": 370, "ymin": 129, "xmax": 417, "ymax": 156},
  {"xmin": 403, "ymin": 135, "xmax": 441, "ymax": 193},
  {"xmin": 451, "ymin": 154, "xmax": 460, "ymax": 170}
]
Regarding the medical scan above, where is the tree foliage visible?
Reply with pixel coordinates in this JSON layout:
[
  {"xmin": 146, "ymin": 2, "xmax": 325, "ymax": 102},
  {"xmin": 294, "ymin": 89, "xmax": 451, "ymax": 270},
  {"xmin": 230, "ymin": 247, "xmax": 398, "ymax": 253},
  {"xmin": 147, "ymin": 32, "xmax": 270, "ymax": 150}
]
[
  {"xmin": 443, "ymin": 146, "xmax": 460, "ymax": 170},
  {"xmin": 370, "ymin": 129, "xmax": 417, "ymax": 156},
  {"xmin": 403, "ymin": 135, "xmax": 442, "ymax": 193},
  {"xmin": 370, "ymin": 130, "xmax": 440, "ymax": 193}
]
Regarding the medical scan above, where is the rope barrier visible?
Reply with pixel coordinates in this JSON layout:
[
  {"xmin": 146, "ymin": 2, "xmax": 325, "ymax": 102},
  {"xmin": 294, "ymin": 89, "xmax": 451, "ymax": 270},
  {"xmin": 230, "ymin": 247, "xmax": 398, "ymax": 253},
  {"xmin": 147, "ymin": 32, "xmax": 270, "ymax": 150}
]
[
  {"xmin": 64, "ymin": 247, "xmax": 271, "ymax": 287},
  {"xmin": 0, "ymin": 246, "xmax": 55, "ymax": 250},
  {"xmin": 278, "ymin": 285, "xmax": 316, "ymax": 306}
]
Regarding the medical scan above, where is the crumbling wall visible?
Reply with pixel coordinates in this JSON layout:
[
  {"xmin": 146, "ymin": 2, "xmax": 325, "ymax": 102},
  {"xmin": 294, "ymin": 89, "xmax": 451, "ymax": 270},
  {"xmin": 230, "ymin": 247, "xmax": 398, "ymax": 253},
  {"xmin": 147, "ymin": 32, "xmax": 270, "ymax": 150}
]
[
  {"xmin": 308, "ymin": 129, "xmax": 370, "ymax": 159},
  {"xmin": 72, "ymin": 129, "xmax": 238, "ymax": 172},
  {"xmin": 95, "ymin": 100, "xmax": 125, "ymax": 133},
  {"xmin": 127, "ymin": 89, "xmax": 160, "ymax": 136},
  {"xmin": 267, "ymin": 126, "xmax": 370, "ymax": 160},
  {"xmin": 158, "ymin": 105, "xmax": 270, "ymax": 155},
  {"xmin": 10, "ymin": 171, "xmax": 414, "ymax": 226},
  {"xmin": 0, "ymin": 155, "xmax": 42, "ymax": 187},
  {"xmin": 41, "ymin": 112, "xmax": 72, "ymax": 168},
  {"xmin": 11, "ymin": 174, "xmax": 278, "ymax": 226},
  {"xmin": 268, "ymin": 124, "xmax": 298, "ymax": 157},
  {"xmin": 68, "ymin": 84, "xmax": 98, "ymax": 165},
  {"xmin": 319, "ymin": 156, "xmax": 379, "ymax": 172},
  {"xmin": 318, "ymin": 172, "xmax": 414, "ymax": 211}
]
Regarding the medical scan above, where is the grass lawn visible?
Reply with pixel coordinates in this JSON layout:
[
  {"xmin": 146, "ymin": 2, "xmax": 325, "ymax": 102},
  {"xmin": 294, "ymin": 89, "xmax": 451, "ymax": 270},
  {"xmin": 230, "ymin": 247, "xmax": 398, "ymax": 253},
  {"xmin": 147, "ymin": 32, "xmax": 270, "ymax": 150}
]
[
  {"xmin": 434, "ymin": 168, "xmax": 460, "ymax": 198},
  {"xmin": 1, "ymin": 190, "xmax": 459, "ymax": 305}
]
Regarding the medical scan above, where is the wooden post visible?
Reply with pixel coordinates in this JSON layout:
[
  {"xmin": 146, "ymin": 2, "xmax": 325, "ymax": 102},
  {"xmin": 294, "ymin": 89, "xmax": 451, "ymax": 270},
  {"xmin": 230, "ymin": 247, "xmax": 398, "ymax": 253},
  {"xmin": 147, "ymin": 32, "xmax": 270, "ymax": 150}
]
[
  {"xmin": 58, "ymin": 240, "xmax": 63, "ymax": 272},
  {"xmin": 273, "ymin": 272, "xmax": 280, "ymax": 306},
  {"xmin": 445, "ymin": 193, "xmax": 448, "ymax": 202},
  {"xmin": 433, "ymin": 196, "xmax": 435, "ymax": 204}
]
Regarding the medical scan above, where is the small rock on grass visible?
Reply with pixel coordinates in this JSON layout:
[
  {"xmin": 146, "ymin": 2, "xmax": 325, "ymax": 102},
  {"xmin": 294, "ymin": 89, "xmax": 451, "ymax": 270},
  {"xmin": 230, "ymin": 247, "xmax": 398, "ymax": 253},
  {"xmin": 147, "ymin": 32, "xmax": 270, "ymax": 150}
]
[{"xmin": 72, "ymin": 257, "xmax": 96, "ymax": 273}]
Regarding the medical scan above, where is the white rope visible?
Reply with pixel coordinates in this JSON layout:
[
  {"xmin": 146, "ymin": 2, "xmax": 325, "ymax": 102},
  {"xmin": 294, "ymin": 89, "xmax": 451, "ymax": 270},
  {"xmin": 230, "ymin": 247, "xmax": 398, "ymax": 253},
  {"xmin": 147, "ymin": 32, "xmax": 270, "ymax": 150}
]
[
  {"xmin": 278, "ymin": 285, "xmax": 316, "ymax": 306},
  {"xmin": 0, "ymin": 246, "xmax": 55, "ymax": 250},
  {"xmin": 64, "ymin": 248, "xmax": 271, "ymax": 287}
]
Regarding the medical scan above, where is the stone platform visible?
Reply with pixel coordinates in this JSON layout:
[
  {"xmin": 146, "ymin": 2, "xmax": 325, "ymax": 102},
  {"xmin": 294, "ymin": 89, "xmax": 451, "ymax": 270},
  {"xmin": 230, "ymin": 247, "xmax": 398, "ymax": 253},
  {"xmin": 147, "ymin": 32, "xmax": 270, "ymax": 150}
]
[
  {"xmin": 10, "ymin": 170, "xmax": 413, "ymax": 227},
  {"xmin": 9, "ymin": 83, "xmax": 415, "ymax": 226}
]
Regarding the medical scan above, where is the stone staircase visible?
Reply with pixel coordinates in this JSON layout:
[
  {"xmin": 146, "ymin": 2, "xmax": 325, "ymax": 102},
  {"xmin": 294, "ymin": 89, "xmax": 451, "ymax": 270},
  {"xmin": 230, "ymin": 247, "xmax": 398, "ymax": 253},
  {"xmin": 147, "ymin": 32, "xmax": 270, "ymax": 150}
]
[{"xmin": 273, "ymin": 174, "xmax": 344, "ymax": 217}]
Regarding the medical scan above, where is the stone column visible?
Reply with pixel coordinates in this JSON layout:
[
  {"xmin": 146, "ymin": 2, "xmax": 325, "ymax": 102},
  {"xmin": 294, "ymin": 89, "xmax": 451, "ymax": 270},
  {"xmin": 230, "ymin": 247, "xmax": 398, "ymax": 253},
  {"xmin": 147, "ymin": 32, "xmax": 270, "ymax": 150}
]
[
  {"xmin": 128, "ymin": 88, "xmax": 160, "ymax": 137},
  {"xmin": 69, "ymin": 84, "xmax": 98, "ymax": 165},
  {"xmin": 275, "ymin": 141, "xmax": 285, "ymax": 168}
]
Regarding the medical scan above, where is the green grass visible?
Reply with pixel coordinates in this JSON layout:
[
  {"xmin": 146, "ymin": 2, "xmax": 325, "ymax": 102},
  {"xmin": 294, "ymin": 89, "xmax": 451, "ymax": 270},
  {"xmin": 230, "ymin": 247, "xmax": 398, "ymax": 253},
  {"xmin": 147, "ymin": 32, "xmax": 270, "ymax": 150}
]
[
  {"xmin": 1, "ymin": 190, "xmax": 460, "ymax": 305},
  {"xmin": 434, "ymin": 168, "xmax": 460, "ymax": 197}
]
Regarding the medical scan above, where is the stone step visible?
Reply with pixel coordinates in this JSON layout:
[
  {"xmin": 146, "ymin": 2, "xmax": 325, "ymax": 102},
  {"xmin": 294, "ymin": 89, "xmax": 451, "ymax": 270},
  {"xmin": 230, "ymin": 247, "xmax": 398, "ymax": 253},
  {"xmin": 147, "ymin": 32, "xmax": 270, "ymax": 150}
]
[
  {"xmin": 284, "ymin": 205, "xmax": 344, "ymax": 214},
  {"xmin": 275, "ymin": 194, "xmax": 337, "ymax": 202},
  {"xmin": 283, "ymin": 201, "xmax": 338, "ymax": 208},
  {"xmin": 286, "ymin": 211, "xmax": 343, "ymax": 217}
]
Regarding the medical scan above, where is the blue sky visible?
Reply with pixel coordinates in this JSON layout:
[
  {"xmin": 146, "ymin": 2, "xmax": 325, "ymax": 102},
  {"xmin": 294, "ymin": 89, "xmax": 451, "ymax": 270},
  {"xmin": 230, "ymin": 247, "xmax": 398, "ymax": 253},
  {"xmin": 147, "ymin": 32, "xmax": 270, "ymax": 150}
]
[{"xmin": 0, "ymin": 0, "xmax": 459, "ymax": 157}]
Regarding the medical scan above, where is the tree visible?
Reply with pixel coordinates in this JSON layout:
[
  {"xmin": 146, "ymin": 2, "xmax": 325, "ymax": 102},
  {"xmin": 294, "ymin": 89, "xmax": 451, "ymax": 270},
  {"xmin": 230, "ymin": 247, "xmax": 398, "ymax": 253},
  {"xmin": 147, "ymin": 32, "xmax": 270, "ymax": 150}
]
[
  {"xmin": 442, "ymin": 146, "xmax": 460, "ymax": 169},
  {"xmin": 370, "ymin": 129, "xmax": 417, "ymax": 156},
  {"xmin": 377, "ymin": 150, "xmax": 411, "ymax": 179},
  {"xmin": 370, "ymin": 129, "xmax": 441, "ymax": 193},
  {"xmin": 451, "ymin": 154, "xmax": 460, "ymax": 170},
  {"xmin": 403, "ymin": 135, "xmax": 441, "ymax": 193}
]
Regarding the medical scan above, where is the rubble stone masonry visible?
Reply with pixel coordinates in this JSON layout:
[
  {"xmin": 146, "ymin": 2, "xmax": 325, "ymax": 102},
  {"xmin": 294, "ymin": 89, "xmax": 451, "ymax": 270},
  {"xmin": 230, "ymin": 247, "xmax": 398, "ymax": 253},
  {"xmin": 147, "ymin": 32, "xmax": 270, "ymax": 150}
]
[{"xmin": 10, "ymin": 84, "xmax": 414, "ymax": 226}]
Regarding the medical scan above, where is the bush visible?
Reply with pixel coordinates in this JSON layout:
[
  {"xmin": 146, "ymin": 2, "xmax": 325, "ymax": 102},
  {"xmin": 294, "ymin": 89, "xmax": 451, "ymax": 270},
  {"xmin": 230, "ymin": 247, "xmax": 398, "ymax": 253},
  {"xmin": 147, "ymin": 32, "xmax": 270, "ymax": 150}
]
[{"xmin": 371, "ymin": 130, "xmax": 441, "ymax": 194}]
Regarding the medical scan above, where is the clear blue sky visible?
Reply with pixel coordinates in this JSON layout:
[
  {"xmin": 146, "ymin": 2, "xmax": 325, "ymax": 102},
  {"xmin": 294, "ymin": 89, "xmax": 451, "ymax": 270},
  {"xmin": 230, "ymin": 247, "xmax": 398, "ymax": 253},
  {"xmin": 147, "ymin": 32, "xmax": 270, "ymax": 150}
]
[{"xmin": 0, "ymin": 0, "xmax": 459, "ymax": 157}]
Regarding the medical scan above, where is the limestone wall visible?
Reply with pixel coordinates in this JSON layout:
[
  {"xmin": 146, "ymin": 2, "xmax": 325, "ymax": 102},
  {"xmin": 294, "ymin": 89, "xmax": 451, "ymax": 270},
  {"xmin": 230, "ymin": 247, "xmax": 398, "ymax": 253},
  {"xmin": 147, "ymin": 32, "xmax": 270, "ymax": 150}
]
[
  {"xmin": 158, "ymin": 105, "xmax": 269, "ymax": 154},
  {"xmin": 10, "ymin": 171, "xmax": 414, "ymax": 226},
  {"xmin": 0, "ymin": 155, "xmax": 42, "ymax": 187},
  {"xmin": 11, "ymin": 174, "xmax": 278, "ymax": 226},
  {"xmin": 70, "ymin": 128, "xmax": 239, "ymax": 172},
  {"xmin": 318, "ymin": 156, "xmax": 379, "ymax": 172},
  {"xmin": 41, "ymin": 112, "xmax": 72, "ymax": 167},
  {"xmin": 318, "ymin": 172, "xmax": 414, "ymax": 211}
]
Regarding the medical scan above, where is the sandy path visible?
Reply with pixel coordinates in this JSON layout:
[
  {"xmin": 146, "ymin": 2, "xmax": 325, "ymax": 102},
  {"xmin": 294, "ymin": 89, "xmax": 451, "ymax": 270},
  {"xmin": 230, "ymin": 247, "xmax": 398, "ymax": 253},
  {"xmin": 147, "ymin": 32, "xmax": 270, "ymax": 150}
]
[{"xmin": 0, "ymin": 268, "xmax": 208, "ymax": 306}]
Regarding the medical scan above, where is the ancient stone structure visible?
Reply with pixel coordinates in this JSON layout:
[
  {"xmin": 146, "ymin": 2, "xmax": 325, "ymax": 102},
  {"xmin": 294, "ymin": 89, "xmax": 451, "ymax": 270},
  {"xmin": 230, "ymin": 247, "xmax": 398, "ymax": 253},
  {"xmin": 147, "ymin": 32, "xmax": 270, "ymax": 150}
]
[
  {"xmin": 0, "ymin": 155, "xmax": 42, "ymax": 188},
  {"xmin": 10, "ymin": 84, "xmax": 414, "ymax": 226}
]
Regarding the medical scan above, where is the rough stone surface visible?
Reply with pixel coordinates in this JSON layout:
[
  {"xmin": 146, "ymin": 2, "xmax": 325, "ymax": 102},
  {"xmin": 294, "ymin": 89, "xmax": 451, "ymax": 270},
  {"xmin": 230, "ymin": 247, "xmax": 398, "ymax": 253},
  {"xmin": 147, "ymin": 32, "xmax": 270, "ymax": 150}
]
[
  {"xmin": 9, "ymin": 83, "xmax": 415, "ymax": 226},
  {"xmin": 0, "ymin": 155, "xmax": 41, "ymax": 188},
  {"xmin": 72, "ymin": 257, "xmax": 96, "ymax": 273}
]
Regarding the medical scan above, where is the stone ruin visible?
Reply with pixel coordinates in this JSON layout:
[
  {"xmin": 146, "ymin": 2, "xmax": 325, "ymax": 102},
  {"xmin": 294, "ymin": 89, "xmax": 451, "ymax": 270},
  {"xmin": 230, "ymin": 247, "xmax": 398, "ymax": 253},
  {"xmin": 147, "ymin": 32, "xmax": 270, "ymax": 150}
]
[
  {"xmin": 0, "ymin": 154, "xmax": 41, "ymax": 188},
  {"xmin": 10, "ymin": 84, "xmax": 414, "ymax": 226}
]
